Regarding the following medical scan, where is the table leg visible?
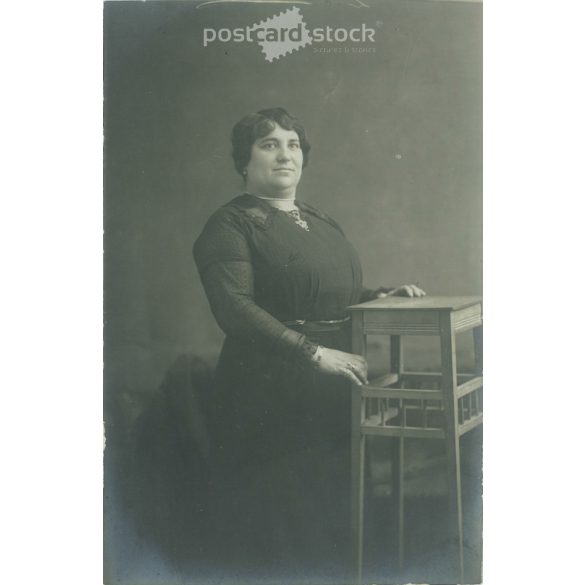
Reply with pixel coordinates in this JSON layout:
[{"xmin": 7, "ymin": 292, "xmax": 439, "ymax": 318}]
[
  {"xmin": 439, "ymin": 312, "xmax": 464, "ymax": 583},
  {"xmin": 390, "ymin": 335, "xmax": 403, "ymax": 377},
  {"xmin": 351, "ymin": 313, "xmax": 366, "ymax": 583},
  {"xmin": 389, "ymin": 335, "xmax": 405, "ymax": 570},
  {"xmin": 473, "ymin": 324, "xmax": 483, "ymax": 376},
  {"xmin": 392, "ymin": 436, "xmax": 405, "ymax": 571}
]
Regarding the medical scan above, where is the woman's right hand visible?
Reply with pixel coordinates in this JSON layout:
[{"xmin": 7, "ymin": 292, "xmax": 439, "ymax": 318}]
[{"xmin": 315, "ymin": 348, "xmax": 368, "ymax": 386}]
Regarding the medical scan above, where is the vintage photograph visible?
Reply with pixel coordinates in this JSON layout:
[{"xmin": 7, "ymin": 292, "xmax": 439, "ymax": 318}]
[{"xmin": 103, "ymin": 1, "xmax": 482, "ymax": 583}]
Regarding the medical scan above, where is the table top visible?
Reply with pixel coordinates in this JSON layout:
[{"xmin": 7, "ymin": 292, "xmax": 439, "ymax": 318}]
[{"xmin": 348, "ymin": 295, "xmax": 482, "ymax": 312}]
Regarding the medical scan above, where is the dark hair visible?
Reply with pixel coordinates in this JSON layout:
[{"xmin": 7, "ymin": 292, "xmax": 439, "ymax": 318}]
[{"xmin": 231, "ymin": 107, "xmax": 311, "ymax": 176}]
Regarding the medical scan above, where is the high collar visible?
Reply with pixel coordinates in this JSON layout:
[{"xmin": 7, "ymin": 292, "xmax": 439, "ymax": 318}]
[{"xmin": 246, "ymin": 193, "xmax": 297, "ymax": 211}]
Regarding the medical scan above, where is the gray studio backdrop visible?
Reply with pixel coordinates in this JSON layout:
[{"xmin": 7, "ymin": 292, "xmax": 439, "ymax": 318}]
[
  {"xmin": 104, "ymin": 1, "xmax": 482, "ymax": 582},
  {"xmin": 104, "ymin": 0, "xmax": 481, "ymax": 405}
]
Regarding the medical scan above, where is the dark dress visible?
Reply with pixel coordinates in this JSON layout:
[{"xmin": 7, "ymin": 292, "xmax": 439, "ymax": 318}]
[{"xmin": 193, "ymin": 194, "xmax": 366, "ymax": 582}]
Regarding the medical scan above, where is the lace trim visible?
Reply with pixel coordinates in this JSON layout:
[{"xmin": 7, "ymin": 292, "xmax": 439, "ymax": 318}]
[
  {"xmin": 286, "ymin": 208, "xmax": 310, "ymax": 231},
  {"xmin": 299, "ymin": 339, "xmax": 319, "ymax": 363}
]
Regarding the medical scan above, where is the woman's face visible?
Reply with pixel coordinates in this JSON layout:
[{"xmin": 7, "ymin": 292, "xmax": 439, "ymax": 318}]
[{"xmin": 245, "ymin": 124, "xmax": 303, "ymax": 197}]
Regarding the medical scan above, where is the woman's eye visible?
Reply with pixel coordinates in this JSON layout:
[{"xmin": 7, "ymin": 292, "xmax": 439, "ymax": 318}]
[
  {"xmin": 289, "ymin": 143, "xmax": 300, "ymax": 150},
  {"xmin": 261, "ymin": 142, "xmax": 276, "ymax": 150}
]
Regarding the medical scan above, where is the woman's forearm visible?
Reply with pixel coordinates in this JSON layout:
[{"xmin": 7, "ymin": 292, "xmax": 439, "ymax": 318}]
[{"xmin": 199, "ymin": 261, "xmax": 307, "ymax": 358}]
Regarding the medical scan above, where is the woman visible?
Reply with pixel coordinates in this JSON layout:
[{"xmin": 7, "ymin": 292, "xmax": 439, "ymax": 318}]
[{"xmin": 193, "ymin": 107, "xmax": 424, "ymax": 581}]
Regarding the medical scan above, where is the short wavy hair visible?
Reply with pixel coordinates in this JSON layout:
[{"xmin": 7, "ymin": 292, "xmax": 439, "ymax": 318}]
[{"xmin": 231, "ymin": 107, "xmax": 311, "ymax": 177}]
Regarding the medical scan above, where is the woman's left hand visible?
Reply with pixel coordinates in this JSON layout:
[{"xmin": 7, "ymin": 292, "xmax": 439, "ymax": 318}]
[
  {"xmin": 378, "ymin": 284, "xmax": 427, "ymax": 298},
  {"xmin": 314, "ymin": 348, "xmax": 369, "ymax": 386}
]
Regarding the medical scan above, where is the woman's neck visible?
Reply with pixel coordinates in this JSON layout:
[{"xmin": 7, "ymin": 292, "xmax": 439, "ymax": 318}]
[{"xmin": 248, "ymin": 192, "xmax": 297, "ymax": 211}]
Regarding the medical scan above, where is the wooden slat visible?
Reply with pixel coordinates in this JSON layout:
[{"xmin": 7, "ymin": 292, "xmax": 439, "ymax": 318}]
[
  {"xmin": 472, "ymin": 388, "xmax": 479, "ymax": 417},
  {"xmin": 456, "ymin": 376, "xmax": 483, "ymax": 399},
  {"xmin": 362, "ymin": 324, "xmax": 440, "ymax": 336},
  {"xmin": 367, "ymin": 372, "xmax": 399, "ymax": 388},
  {"xmin": 401, "ymin": 371, "xmax": 443, "ymax": 382},
  {"xmin": 362, "ymin": 387, "xmax": 443, "ymax": 400},
  {"xmin": 361, "ymin": 425, "xmax": 445, "ymax": 439},
  {"xmin": 401, "ymin": 372, "xmax": 476, "ymax": 383},
  {"xmin": 458, "ymin": 413, "xmax": 483, "ymax": 436},
  {"xmin": 402, "ymin": 403, "xmax": 441, "ymax": 411}
]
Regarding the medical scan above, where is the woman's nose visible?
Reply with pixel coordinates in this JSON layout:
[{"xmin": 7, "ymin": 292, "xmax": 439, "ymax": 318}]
[{"xmin": 276, "ymin": 147, "xmax": 291, "ymax": 161}]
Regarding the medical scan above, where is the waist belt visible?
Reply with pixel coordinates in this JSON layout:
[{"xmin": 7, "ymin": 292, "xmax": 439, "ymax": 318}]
[{"xmin": 282, "ymin": 316, "xmax": 351, "ymax": 332}]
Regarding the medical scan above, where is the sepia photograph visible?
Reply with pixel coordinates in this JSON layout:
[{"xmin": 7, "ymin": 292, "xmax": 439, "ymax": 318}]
[
  {"xmin": 103, "ymin": 1, "xmax": 482, "ymax": 583},
  {"xmin": 6, "ymin": 2, "xmax": 585, "ymax": 585}
]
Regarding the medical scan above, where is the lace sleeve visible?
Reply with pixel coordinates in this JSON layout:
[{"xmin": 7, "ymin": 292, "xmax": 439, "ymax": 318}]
[
  {"xmin": 194, "ymin": 208, "xmax": 310, "ymax": 360},
  {"xmin": 198, "ymin": 260, "xmax": 307, "ymax": 358}
]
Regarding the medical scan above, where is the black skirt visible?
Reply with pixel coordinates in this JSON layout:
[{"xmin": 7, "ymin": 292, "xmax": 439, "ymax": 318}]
[{"xmin": 207, "ymin": 323, "xmax": 353, "ymax": 583}]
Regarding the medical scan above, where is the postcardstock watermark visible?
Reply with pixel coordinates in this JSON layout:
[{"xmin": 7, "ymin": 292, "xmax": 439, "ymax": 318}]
[{"xmin": 202, "ymin": 6, "xmax": 376, "ymax": 62}]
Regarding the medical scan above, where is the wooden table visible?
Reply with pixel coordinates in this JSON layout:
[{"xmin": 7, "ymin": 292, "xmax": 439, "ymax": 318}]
[{"xmin": 348, "ymin": 296, "xmax": 483, "ymax": 583}]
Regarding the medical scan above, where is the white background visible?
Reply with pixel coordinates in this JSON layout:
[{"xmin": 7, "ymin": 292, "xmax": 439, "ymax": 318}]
[{"xmin": 1, "ymin": 0, "xmax": 584, "ymax": 583}]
